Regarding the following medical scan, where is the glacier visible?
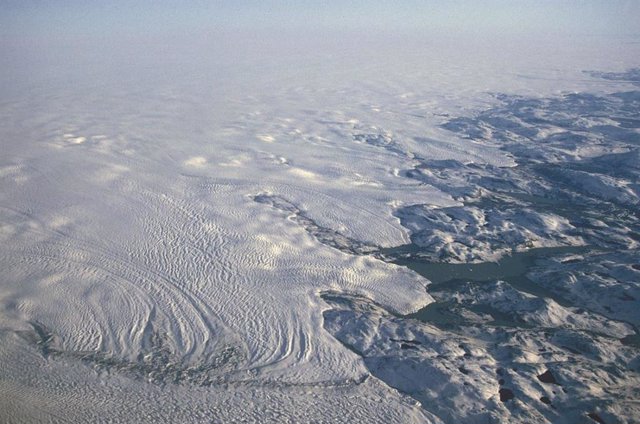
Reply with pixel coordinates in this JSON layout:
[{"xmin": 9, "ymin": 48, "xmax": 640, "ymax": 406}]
[{"xmin": 1, "ymin": 32, "xmax": 640, "ymax": 423}]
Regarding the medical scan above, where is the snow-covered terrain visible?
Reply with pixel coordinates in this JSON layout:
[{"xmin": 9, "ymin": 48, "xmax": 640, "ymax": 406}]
[{"xmin": 1, "ymin": 28, "xmax": 640, "ymax": 423}]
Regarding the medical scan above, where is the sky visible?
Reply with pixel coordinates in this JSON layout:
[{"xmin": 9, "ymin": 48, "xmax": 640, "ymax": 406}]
[{"xmin": 1, "ymin": 1, "xmax": 639, "ymax": 41}]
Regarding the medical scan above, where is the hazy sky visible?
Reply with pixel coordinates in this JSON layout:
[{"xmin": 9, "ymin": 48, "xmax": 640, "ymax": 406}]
[{"xmin": 1, "ymin": 1, "xmax": 639, "ymax": 40}]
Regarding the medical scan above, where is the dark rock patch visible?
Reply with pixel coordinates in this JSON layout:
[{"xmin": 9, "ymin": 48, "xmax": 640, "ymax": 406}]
[
  {"xmin": 400, "ymin": 343, "xmax": 419, "ymax": 350},
  {"xmin": 537, "ymin": 370, "xmax": 559, "ymax": 385},
  {"xmin": 620, "ymin": 292, "xmax": 635, "ymax": 301},
  {"xmin": 499, "ymin": 388, "xmax": 514, "ymax": 402},
  {"xmin": 587, "ymin": 412, "xmax": 606, "ymax": 424}
]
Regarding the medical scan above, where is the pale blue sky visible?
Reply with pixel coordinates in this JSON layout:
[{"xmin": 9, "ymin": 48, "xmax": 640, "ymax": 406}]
[{"xmin": 1, "ymin": 1, "xmax": 639, "ymax": 39}]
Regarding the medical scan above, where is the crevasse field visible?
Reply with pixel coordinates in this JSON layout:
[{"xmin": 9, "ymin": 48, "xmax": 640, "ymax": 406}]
[{"xmin": 1, "ymin": 3, "xmax": 640, "ymax": 423}]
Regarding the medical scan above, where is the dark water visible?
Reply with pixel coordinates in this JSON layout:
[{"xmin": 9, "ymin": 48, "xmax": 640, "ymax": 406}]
[
  {"xmin": 394, "ymin": 245, "xmax": 589, "ymax": 286},
  {"xmin": 392, "ymin": 245, "xmax": 592, "ymax": 327},
  {"xmin": 387, "ymin": 244, "xmax": 640, "ymax": 348}
]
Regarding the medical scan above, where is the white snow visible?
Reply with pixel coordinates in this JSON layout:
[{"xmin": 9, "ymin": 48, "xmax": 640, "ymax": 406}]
[{"xmin": 1, "ymin": 30, "xmax": 640, "ymax": 423}]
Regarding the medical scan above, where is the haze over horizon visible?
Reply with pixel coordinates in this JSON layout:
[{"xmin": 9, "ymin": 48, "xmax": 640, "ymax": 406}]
[{"xmin": 2, "ymin": 1, "xmax": 640, "ymax": 40}]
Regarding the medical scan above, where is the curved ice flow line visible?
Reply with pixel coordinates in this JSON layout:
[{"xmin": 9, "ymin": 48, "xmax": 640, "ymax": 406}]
[
  {"xmin": 13, "ymin": 245, "xmax": 226, "ymax": 362},
  {"xmin": 1, "ymin": 202, "xmax": 241, "ymax": 368},
  {"xmin": 136, "ymin": 189, "xmax": 310, "ymax": 369},
  {"xmin": 137, "ymin": 185, "xmax": 430, "ymax": 380},
  {"xmin": 1, "ymin": 157, "xmax": 434, "ymax": 386},
  {"xmin": 2, "ymin": 196, "xmax": 339, "ymax": 382}
]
